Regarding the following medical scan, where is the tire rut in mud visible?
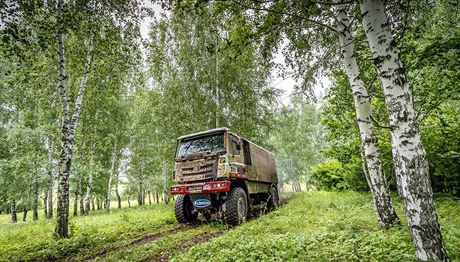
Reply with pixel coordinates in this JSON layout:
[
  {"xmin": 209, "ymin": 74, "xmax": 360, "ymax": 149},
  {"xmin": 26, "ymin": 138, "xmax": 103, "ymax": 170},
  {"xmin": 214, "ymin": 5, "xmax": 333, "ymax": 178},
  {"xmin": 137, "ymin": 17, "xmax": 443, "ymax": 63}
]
[
  {"xmin": 83, "ymin": 194, "xmax": 295, "ymax": 261},
  {"xmin": 146, "ymin": 231, "xmax": 222, "ymax": 262},
  {"xmin": 83, "ymin": 224, "xmax": 197, "ymax": 261}
]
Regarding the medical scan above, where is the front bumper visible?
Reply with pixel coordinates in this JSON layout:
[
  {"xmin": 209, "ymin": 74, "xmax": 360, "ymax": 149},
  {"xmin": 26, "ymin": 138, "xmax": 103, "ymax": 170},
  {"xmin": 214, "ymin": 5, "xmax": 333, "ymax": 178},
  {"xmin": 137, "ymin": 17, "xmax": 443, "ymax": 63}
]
[{"xmin": 170, "ymin": 180, "xmax": 231, "ymax": 195}]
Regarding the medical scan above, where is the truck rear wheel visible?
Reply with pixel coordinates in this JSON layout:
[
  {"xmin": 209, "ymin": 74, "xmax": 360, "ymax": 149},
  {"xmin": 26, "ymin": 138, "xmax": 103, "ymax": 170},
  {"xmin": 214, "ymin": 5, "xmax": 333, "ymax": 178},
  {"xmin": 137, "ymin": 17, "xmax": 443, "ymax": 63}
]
[
  {"xmin": 267, "ymin": 186, "xmax": 279, "ymax": 211},
  {"xmin": 224, "ymin": 187, "xmax": 248, "ymax": 226},
  {"xmin": 174, "ymin": 195, "xmax": 197, "ymax": 223}
]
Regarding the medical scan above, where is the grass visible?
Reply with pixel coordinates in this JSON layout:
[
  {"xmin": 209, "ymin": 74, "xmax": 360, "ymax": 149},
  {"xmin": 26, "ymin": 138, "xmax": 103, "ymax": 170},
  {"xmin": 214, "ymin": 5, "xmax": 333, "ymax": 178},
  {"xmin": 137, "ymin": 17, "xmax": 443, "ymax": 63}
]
[
  {"xmin": 0, "ymin": 203, "xmax": 178, "ymax": 261},
  {"xmin": 172, "ymin": 191, "xmax": 460, "ymax": 262},
  {"xmin": 0, "ymin": 192, "xmax": 459, "ymax": 262}
]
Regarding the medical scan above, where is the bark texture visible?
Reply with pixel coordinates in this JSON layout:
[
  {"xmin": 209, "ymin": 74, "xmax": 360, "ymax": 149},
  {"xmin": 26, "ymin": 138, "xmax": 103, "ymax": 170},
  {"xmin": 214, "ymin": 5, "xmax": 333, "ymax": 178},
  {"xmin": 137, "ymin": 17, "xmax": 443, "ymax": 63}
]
[
  {"xmin": 360, "ymin": 0, "xmax": 448, "ymax": 260},
  {"xmin": 335, "ymin": 3, "xmax": 399, "ymax": 228},
  {"xmin": 55, "ymin": 0, "xmax": 94, "ymax": 238}
]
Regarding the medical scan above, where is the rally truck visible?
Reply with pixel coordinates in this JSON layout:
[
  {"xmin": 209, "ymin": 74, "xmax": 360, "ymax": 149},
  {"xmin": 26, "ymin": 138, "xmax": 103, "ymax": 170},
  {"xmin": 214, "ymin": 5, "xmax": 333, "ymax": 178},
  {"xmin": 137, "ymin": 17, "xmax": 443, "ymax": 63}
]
[{"xmin": 170, "ymin": 127, "xmax": 279, "ymax": 226}]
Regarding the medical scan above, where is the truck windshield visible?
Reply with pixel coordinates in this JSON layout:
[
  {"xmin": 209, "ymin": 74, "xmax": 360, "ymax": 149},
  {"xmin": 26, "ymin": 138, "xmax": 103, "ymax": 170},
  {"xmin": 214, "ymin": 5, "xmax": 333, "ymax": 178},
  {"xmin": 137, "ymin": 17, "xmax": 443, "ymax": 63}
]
[{"xmin": 176, "ymin": 134, "xmax": 225, "ymax": 158}]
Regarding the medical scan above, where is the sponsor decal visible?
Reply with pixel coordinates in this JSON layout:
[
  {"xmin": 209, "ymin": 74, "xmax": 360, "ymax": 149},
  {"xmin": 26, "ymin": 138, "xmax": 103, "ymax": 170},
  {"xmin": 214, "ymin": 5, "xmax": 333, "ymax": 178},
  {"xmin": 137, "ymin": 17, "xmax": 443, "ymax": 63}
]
[{"xmin": 193, "ymin": 199, "xmax": 211, "ymax": 208}]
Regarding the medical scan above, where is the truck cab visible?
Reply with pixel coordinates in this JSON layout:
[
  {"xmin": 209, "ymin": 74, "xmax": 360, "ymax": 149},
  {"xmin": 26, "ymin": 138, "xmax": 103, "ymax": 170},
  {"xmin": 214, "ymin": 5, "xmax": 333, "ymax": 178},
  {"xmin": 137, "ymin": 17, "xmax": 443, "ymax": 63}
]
[{"xmin": 171, "ymin": 127, "xmax": 279, "ymax": 226}]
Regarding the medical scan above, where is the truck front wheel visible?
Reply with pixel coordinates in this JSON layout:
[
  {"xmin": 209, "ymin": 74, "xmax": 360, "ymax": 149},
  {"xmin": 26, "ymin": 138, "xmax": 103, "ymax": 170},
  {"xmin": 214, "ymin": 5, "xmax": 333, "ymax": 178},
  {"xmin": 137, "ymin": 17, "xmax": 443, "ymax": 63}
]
[
  {"xmin": 174, "ymin": 195, "xmax": 197, "ymax": 224},
  {"xmin": 224, "ymin": 187, "xmax": 248, "ymax": 226}
]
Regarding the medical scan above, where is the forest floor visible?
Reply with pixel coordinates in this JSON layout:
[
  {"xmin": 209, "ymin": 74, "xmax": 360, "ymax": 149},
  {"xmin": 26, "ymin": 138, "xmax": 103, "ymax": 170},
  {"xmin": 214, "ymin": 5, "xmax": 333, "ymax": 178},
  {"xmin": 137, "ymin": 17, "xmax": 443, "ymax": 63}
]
[{"xmin": 0, "ymin": 191, "xmax": 459, "ymax": 262}]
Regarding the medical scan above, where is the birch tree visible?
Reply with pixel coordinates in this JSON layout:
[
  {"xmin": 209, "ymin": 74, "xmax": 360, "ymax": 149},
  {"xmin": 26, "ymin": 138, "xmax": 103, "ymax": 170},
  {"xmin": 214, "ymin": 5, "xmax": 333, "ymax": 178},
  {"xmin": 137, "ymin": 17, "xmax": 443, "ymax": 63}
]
[
  {"xmin": 334, "ymin": 3, "xmax": 399, "ymax": 228},
  {"xmin": 55, "ymin": 0, "xmax": 95, "ymax": 237},
  {"xmin": 228, "ymin": 0, "xmax": 399, "ymax": 228},
  {"xmin": 359, "ymin": 0, "xmax": 448, "ymax": 260}
]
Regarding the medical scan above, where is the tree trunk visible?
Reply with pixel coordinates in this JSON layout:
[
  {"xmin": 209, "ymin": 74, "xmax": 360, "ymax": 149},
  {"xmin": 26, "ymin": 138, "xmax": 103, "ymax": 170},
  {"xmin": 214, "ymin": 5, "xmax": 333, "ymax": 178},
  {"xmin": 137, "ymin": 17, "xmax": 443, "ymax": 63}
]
[
  {"xmin": 335, "ymin": 3, "xmax": 399, "ymax": 229},
  {"xmin": 96, "ymin": 197, "xmax": 101, "ymax": 210},
  {"xmin": 33, "ymin": 176, "xmax": 39, "ymax": 221},
  {"xmin": 360, "ymin": 1, "xmax": 448, "ymax": 260},
  {"xmin": 106, "ymin": 147, "xmax": 118, "ymax": 212},
  {"xmin": 54, "ymin": 0, "xmax": 94, "ymax": 238},
  {"xmin": 43, "ymin": 191, "xmax": 48, "ymax": 218},
  {"xmin": 78, "ymin": 178, "xmax": 84, "ymax": 215},
  {"xmin": 91, "ymin": 197, "xmax": 95, "ymax": 211},
  {"xmin": 73, "ymin": 189, "xmax": 78, "ymax": 216},
  {"xmin": 85, "ymin": 172, "xmax": 93, "ymax": 214},
  {"xmin": 55, "ymin": 0, "xmax": 72, "ymax": 235},
  {"xmin": 22, "ymin": 208, "xmax": 28, "ymax": 222},
  {"xmin": 215, "ymin": 28, "xmax": 220, "ymax": 128},
  {"xmin": 127, "ymin": 196, "xmax": 131, "ymax": 207},
  {"xmin": 11, "ymin": 199, "xmax": 17, "ymax": 223},
  {"xmin": 45, "ymin": 135, "xmax": 54, "ymax": 219},
  {"xmin": 137, "ymin": 186, "xmax": 143, "ymax": 206},
  {"xmin": 115, "ymin": 172, "xmax": 121, "ymax": 209},
  {"xmin": 47, "ymin": 173, "xmax": 53, "ymax": 219},
  {"xmin": 162, "ymin": 161, "xmax": 170, "ymax": 204},
  {"xmin": 148, "ymin": 190, "xmax": 152, "ymax": 205},
  {"xmin": 155, "ymin": 192, "xmax": 159, "ymax": 204}
]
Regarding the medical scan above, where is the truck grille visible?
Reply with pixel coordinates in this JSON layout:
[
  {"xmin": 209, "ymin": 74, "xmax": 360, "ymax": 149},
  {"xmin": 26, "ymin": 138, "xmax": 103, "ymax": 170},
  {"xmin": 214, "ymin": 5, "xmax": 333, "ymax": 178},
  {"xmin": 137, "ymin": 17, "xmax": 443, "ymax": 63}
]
[{"xmin": 175, "ymin": 159, "xmax": 217, "ymax": 182}]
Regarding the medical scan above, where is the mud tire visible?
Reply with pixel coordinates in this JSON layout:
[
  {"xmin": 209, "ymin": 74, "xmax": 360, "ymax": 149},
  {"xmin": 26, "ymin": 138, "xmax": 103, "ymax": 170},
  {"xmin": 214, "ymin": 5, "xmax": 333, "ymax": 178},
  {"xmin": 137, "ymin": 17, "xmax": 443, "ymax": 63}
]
[
  {"xmin": 224, "ymin": 187, "xmax": 248, "ymax": 226},
  {"xmin": 175, "ymin": 195, "xmax": 197, "ymax": 223},
  {"xmin": 267, "ymin": 186, "xmax": 279, "ymax": 211}
]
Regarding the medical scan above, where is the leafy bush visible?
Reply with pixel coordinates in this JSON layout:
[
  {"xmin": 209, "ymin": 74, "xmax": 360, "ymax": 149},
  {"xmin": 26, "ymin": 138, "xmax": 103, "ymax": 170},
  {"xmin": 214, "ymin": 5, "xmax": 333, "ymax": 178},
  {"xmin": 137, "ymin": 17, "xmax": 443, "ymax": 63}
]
[{"xmin": 311, "ymin": 158, "xmax": 368, "ymax": 191}]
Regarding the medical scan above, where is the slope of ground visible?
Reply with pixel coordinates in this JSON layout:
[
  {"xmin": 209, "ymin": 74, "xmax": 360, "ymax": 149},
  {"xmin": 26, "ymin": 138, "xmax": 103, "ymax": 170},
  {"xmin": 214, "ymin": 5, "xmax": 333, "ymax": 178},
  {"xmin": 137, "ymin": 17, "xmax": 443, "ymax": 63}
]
[{"xmin": 172, "ymin": 191, "xmax": 460, "ymax": 262}]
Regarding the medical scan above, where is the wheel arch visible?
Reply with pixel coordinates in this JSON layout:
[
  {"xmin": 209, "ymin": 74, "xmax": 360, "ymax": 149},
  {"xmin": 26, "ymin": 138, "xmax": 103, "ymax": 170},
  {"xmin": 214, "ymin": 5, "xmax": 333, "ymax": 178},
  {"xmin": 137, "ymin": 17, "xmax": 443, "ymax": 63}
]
[{"xmin": 230, "ymin": 179, "xmax": 249, "ymax": 197}]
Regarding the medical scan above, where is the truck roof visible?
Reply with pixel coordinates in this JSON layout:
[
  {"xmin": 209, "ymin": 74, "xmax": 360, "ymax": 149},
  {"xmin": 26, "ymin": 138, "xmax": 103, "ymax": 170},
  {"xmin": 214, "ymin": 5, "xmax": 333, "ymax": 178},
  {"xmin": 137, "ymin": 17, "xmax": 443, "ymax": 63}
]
[{"xmin": 177, "ymin": 127, "xmax": 229, "ymax": 140}]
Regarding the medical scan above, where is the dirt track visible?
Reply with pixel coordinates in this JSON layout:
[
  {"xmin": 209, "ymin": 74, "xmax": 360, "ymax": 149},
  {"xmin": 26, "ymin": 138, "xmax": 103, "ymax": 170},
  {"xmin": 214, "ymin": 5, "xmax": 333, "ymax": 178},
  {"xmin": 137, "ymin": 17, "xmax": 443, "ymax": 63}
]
[{"xmin": 81, "ymin": 195, "xmax": 293, "ymax": 262}]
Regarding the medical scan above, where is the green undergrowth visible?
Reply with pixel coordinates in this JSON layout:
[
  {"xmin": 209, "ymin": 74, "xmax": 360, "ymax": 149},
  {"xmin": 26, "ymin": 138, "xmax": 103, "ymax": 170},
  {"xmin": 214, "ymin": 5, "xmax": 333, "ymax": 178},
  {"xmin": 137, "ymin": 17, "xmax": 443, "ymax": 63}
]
[
  {"xmin": 172, "ymin": 191, "xmax": 460, "ymax": 262},
  {"xmin": 0, "ymin": 204, "xmax": 177, "ymax": 261},
  {"xmin": 0, "ymin": 192, "xmax": 459, "ymax": 262}
]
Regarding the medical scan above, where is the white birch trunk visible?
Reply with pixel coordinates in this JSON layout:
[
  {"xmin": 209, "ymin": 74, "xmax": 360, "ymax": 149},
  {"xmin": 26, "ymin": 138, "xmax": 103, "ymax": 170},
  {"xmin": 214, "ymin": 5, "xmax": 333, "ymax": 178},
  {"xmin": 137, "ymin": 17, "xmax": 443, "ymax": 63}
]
[
  {"xmin": 335, "ymin": 3, "xmax": 399, "ymax": 228},
  {"xmin": 55, "ymin": 0, "xmax": 94, "ymax": 237},
  {"xmin": 85, "ymin": 172, "xmax": 93, "ymax": 214},
  {"xmin": 115, "ymin": 172, "xmax": 121, "ymax": 209},
  {"xmin": 106, "ymin": 150, "xmax": 117, "ymax": 211},
  {"xmin": 162, "ymin": 161, "xmax": 169, "ymax": 204},
  {"xmin": 360, "ymin": 0, "xmax": 448, "ymax": 260},
  {"xmin": 46, "ymin": 136, "xmax": 54, "ymax": 219},
  {"xmin": 55, "ymin": 0, "xmax": 72, "ymax": 237}
]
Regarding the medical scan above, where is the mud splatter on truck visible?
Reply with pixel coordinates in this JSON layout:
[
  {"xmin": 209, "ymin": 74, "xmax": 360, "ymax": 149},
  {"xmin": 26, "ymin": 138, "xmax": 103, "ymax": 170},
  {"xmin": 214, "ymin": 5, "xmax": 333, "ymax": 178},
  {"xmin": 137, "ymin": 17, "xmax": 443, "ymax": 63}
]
[{"xmin": 171, "ymin": 127, "xmax": 279, "ymax": 226}]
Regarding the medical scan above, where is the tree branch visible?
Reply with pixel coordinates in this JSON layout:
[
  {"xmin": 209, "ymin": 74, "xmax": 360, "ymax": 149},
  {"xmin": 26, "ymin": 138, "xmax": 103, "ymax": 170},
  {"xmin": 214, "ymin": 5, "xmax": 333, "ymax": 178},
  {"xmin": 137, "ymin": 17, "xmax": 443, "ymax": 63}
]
[
  {"xmin": 370, "ymin": 115, "xmax": 391, "ymax": 129},
  {"xmin": 229, "ymin": 0, "xmax": 340, "ymax": 35},
  {"xmin": 70, "ymin": 29, "xmax": 94, "ymax": 132}
]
